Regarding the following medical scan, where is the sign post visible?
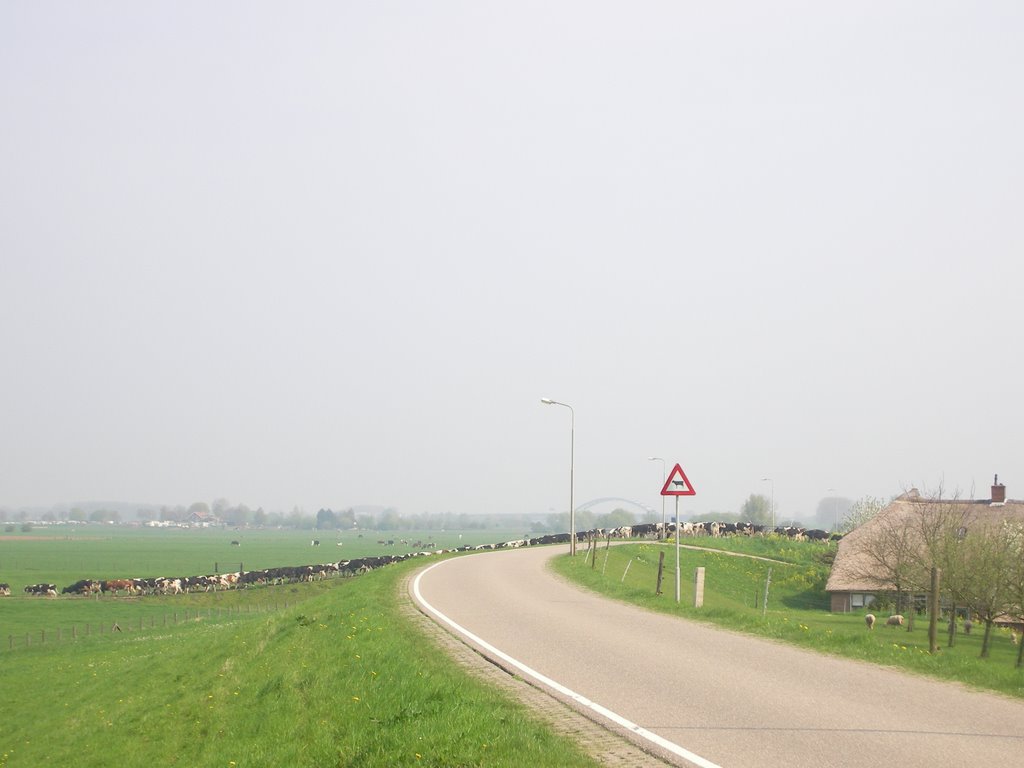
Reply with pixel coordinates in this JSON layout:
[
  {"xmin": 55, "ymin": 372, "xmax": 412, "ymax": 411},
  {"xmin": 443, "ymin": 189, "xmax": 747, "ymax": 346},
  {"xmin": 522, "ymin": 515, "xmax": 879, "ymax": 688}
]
[{"xmin": 660, "ymin": 464, "xmax": 696, "ymax": 604}]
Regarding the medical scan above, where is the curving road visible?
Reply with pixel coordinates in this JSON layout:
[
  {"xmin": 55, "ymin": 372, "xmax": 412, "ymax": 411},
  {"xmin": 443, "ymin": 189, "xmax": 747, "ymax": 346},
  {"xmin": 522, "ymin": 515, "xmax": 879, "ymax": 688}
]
[{"xmin": 411, "ymin": 545, "xmax": 1024, "ymax": 768}]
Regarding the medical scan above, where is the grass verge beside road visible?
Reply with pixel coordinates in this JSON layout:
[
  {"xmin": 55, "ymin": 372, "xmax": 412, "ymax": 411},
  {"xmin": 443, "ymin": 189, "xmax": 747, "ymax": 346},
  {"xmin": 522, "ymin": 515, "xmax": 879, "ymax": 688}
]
[
  {"xmin": 0, "ymin": 558, "xmax": 602, "ymax": 768},
  {"xmin": 553, "ymin": 540, "xmax": 1024, "ymax": 700}
]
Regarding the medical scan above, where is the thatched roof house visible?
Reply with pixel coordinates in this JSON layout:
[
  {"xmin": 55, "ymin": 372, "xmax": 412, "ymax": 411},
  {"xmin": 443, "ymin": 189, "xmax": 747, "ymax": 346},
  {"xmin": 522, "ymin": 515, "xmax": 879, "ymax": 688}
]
[{"xmin": 826, "ymin": 478, "xmax": 1024, "ymax": 613}]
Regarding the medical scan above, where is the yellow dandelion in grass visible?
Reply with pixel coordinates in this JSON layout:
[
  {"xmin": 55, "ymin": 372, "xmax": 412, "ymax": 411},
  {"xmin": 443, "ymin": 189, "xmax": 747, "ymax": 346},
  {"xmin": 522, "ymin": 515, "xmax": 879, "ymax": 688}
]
[
  {"xmin": 352, "ymin": 696, "xmax": 360, "ymax": 702},
  {"xmin": 415, "ymin": 754, "xmax": 422, "ymax": 760}
]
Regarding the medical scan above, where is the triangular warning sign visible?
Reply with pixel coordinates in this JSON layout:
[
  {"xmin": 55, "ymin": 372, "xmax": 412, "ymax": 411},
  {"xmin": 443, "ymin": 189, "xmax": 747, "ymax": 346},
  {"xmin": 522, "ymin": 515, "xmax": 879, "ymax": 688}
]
[{"xmin": 660, "ymin": 463, "xmax": 696, "ymax": 496}]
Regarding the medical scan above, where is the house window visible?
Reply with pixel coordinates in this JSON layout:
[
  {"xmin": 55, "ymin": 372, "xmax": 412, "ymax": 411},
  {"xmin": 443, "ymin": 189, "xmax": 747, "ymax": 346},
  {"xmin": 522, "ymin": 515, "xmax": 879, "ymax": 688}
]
[{"xmin": 851, "ymin": 593, "xmax": 876, "ymax": 608}]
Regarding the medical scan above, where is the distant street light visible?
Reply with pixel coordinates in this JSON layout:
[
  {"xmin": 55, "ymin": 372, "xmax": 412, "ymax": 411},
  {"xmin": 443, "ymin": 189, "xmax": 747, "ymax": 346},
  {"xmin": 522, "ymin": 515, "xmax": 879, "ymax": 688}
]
[
  {"xmin": 541, "ymin": 398, "xmax": 576, "ymax": 556},
  {"xmin": 648, "ymin": 457, "xmax": 666, "ymax": 539},
  {"xmin": 761, "ymin": 477, "xmax": 775, "ymax": 530}
]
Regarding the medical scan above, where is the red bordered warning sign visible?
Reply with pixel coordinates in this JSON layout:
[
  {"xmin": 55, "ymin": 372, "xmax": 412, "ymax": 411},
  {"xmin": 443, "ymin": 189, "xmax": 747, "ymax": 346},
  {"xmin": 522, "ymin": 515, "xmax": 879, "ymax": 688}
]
[{"xmin": 660, "ymin": 463, "xmax": 696, "ymax": 496}]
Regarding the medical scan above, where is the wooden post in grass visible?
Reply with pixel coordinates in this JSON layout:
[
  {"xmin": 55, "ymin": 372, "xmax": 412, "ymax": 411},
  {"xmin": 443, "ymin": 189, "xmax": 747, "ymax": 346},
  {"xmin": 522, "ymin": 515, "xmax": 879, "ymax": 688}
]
[
  {"xmin": 656, "ymin": 552, "xmax": 665, "ymax": 595},
  {"xmin": 693, "ymin": 567, "xmax": 705, "ymax": 608},
  {"xmin": 928, "ymin": 567, "xmax": 940, "ymax": 654},
  {"xmin": 762, "ymin": 568, "xmax": 772, "ymax": 619}
]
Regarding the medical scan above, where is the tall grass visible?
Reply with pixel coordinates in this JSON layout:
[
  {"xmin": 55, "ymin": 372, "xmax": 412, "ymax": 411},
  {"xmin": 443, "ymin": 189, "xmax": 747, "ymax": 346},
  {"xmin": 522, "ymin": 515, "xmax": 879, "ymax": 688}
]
[
  {"xmin": 555, "ymin": 539, "xmax": 1024, "ymax": 699},
  {"xmin": 0, "ymin": 558, "xmax": 601, "ymax": 768}
]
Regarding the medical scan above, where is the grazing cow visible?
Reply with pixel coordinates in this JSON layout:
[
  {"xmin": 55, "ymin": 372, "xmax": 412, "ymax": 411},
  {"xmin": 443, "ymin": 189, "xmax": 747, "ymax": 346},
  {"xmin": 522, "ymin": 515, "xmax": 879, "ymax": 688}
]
[
  {"xmin": 886, "ymin": 614, "xmax": 904, "ymax": 627},
  {"xmin": 63, "ymin": 579, "xmax": 103, "ymax": 596},
  {"xmin": 311, "ymin": 539, "xmax": 320, "ymax": 546},
  {"xmin": 0, "ymin": 583, "xmax": 10, "ymax": 596},
  {"xmin": 865, "ymin": 614, "xmax": 876, "ymax": 630},
  {"xmin": 25, "ymin": 583, "xmax": 57, "ymax": 597},
  {"xmin": 103, "ymin": 579, "xmax": 136, "ymax": 596},
  {"xmin": 230, "ymin": 540, "xmax": 240, "ymax": 547},
  {"xmin": 157, "ymin": 578, "xmax": 183, "ymax": 595}
]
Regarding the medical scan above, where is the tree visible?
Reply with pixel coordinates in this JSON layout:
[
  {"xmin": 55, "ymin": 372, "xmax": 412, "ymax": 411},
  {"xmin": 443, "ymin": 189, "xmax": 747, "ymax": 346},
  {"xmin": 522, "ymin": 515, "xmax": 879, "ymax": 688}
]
[
  {"xmin": 316, "ymin": 508, "xmax": 339, "ymax": 529},
  {"xmin": 853, "ymin": 502, "xmax": 930, "ymax": 617},
  {"xmin": 933, "ymin": 510, "xmax": 1017, "ymax": 659},
  {"xmin": 378, "ymin": 508, "xmax": 401, "ymax": 531},
  {"xmin": 813, "ymin": 496, "xmax": 852, "ymax": 532},
  {"xmin": 188, "ymin": 501, "xmax": 211, "ymax": 518},
  {"xmin": 841, "ymin": 496, "xmax": 885, "ymax": 533},
  {"xmin": 160, "ymin": 505, "xmax": 186, "ymax": 523},
  {"xmin": 596, "ymin": 508, "xmax": 637, "ymax": 528},
  {"xmin": 252, "ymin": 507, "xmax": 268, "ymax": 526},
  {"xmin": 739, "ymin": 494, "xmax": 771, "ymax": 525},
  {"xmin": 1004, "ymin": 521, "xmax": 1024, "ymax": 668}
]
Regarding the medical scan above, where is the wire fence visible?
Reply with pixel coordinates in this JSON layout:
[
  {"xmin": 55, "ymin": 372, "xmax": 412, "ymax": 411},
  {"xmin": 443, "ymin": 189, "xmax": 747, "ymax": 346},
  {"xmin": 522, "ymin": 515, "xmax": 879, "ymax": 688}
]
[{"xmin": 5, "ymin": 600, "xmax": 290, "ymax": 652}]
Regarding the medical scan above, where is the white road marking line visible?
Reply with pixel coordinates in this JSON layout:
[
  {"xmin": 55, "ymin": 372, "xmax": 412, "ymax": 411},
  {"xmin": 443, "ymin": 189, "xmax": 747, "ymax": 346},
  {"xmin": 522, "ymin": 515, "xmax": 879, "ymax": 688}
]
[{"xmin": 412, "ymin": 559, "xmax": 723, "ymax": 768}]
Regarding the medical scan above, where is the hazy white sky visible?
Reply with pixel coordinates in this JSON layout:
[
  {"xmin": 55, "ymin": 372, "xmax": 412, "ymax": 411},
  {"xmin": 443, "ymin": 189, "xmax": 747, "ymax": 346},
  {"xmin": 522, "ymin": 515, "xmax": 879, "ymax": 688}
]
[{"xmin": 2, "ymin": 2, "xmax": 1021, "ymax": 521}]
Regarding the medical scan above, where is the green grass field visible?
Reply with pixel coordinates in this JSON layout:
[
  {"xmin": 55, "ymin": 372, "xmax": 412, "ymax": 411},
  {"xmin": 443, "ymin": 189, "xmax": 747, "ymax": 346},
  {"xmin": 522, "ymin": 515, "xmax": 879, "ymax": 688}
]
[
  {"xmin": 0, "ymin": 549, "xmax": 601, "ymax": 768},
  {"xmin": 553, "ymin": 538, "xmax": 1024, "ymax": 699},
  {"xmin": 0, "ymin": 525, "xmax": 521, "ymax": 591},
  {"xmin": 6, "ymin": 528, "xmax": 1023, "ymax": 767}
]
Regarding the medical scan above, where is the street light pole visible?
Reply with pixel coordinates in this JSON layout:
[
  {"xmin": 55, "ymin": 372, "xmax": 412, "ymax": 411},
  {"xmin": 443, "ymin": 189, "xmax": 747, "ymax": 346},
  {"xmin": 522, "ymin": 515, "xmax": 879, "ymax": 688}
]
[
  {"xmin": 761, "ymin": 477, "xmax": 775, "ymax": 531},
  {"xmin": 648, "ymin": 457, "xmax": 666, "ymax": 539},
  {"xmin": 541, "ymin": 398, "xmax": 575, "ymax": 556}
]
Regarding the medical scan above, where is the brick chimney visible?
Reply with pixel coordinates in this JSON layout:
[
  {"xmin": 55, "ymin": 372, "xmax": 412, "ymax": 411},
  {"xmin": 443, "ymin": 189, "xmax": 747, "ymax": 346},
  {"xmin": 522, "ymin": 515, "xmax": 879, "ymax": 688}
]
[{"xmin": 991, "ymin": 474, "xmax": 1006, "ymax": 504}]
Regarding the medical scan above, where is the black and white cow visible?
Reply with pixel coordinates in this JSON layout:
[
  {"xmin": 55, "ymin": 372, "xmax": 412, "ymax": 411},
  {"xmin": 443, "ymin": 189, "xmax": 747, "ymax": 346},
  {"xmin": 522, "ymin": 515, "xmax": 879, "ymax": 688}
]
[
  {"xmin": 25, "ymin": 583, "xmax": 57, "ymax": 597},
  {"xmin": 0, "ymin": 583, "xmax": 10, "ymax": 596},
  {"xmin": 62, "ymin": 579, "xmax": 103, "ymax": 595}
]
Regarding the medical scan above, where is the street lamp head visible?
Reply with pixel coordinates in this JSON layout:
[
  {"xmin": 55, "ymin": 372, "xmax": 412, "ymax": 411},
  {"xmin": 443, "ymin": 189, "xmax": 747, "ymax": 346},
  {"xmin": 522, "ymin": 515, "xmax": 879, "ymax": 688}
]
[
  {"xmin": 540, "ymin": 398, "xmax": 555, "ymax": 405},
  {"xmin": 648, "ymin": 456, "xmax": 663, "ymax": 461}
]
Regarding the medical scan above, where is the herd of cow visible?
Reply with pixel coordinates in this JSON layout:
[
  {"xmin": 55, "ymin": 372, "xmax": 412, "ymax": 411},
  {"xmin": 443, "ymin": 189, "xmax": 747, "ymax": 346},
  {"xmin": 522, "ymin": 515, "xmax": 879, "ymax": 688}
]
[{"xmin": 5, "ymin": 521, "xmax": 839, "ymax": 600}]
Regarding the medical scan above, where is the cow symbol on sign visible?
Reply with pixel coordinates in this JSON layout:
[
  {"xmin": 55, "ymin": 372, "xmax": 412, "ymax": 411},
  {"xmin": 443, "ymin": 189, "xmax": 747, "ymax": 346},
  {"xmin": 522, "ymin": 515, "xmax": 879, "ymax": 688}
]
[{"xmin": 661, "ymin": 464, "xmax": 696, "ymax": 496}]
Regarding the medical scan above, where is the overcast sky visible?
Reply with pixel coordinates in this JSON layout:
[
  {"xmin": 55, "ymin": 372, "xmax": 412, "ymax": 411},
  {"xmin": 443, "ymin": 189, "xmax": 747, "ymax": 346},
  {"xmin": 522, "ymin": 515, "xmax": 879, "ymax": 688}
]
[{"xmin": 2, "ymin": 2, "xmax": 1021, "ymax": 522}]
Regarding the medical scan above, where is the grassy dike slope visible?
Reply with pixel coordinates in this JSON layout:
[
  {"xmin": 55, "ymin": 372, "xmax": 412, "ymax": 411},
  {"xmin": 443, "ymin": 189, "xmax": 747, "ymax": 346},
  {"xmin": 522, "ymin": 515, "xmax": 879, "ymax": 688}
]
[{"xmin": 0, "ymin": 558, "xmax": 601, "ymax": 768}]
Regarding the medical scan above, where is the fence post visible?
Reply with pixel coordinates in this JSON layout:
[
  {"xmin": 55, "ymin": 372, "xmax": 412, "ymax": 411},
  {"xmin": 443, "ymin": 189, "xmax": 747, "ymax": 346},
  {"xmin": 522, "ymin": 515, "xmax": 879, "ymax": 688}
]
[
  {"xmin": 762, "ymin": 567, "xmax": 772, "ymax": 619},
  {"xmin": 655, "ymin": 552, "xmax": 665, "ymax": 595}
]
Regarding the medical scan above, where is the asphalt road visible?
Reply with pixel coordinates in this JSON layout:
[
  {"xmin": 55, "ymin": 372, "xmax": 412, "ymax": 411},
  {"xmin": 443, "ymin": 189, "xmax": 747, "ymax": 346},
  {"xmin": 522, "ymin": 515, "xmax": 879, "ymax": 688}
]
[{"xmin": 410, "ymin": 545, "xmax": 1024, "ymax": 768}]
